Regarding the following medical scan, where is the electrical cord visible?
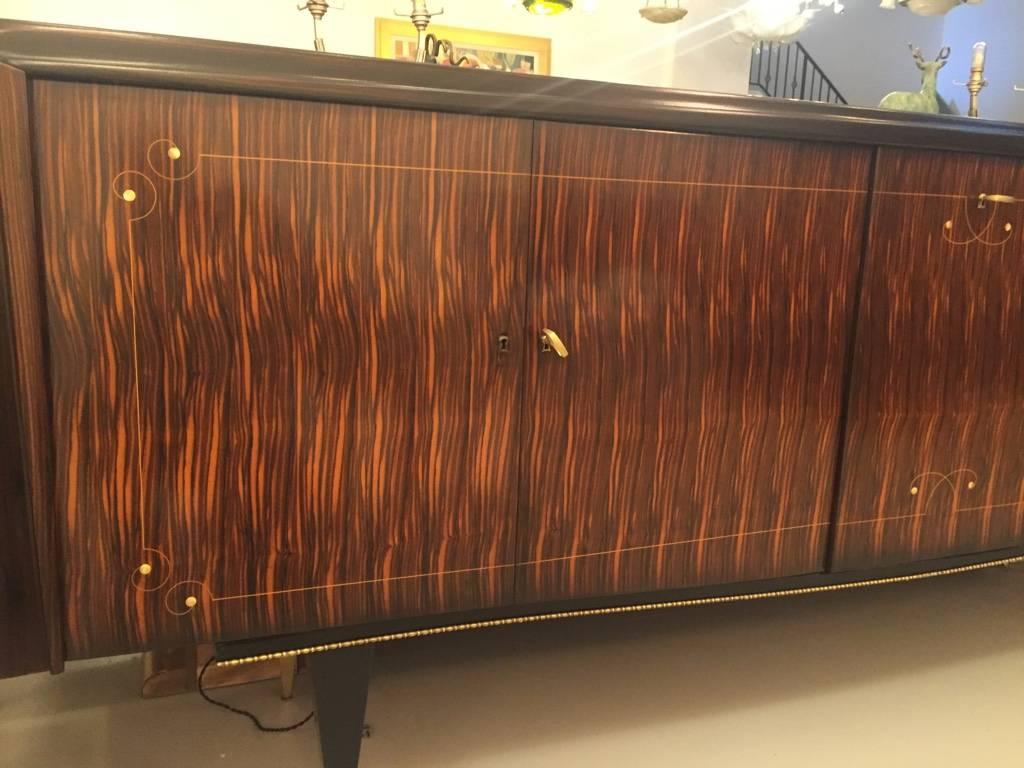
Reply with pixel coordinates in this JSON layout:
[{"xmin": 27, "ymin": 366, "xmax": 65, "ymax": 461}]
[{"xmin": 198, "ymin": 656, "xmax": 315, "ymax": 732}]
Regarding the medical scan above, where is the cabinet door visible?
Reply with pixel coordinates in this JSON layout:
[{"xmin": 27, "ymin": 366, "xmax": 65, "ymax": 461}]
[
  {"xmin": 518, "ymin": 123, "xmax": 871, "ymax": 602},
  {"xmin": 831, "ymin": 148, "xmax": 1024, "ymax": 570},
  {"xmin": 35, "ymin": 82, "xmax": 530, "ymax": 657}
]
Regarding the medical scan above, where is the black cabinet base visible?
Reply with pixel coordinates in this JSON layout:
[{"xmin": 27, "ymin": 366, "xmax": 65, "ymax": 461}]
[
  {"xmin": 218, "ymin": 546, "xmax": 1024, "ymax": 666},
  {"xmin": 310, "ymin": 645, "xmax": 375, "ymax": 768}
]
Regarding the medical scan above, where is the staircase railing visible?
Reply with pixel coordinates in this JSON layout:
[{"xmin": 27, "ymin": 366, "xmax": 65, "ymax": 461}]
[{"xmin": 749, "ymin": 40, "xmax": 847, "ymax": 105}]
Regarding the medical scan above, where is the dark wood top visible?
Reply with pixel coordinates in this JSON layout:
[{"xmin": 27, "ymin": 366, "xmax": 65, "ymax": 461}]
[{"xmin": 2, "ymin": 20, "xmax": 1024, "ymax": 156}]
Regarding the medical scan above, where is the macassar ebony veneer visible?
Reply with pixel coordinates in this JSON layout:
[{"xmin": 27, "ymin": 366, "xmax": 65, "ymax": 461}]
[
  {"xmin": 518, "ymin": 122, "xmax": 871, "ymax": 602},
  {"xmin": 0, "ymin": 21, "xmax": 1023, "ymax": 681},
  {"xmin": 832, "ymin": 148, "xmax": 1024, "ymax": 570},
  {"xmin": 34, "ymin": 82, "xmax": 531, "ymax": 659}
]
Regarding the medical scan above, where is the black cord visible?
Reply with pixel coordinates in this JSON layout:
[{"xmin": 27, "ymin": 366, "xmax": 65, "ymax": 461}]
[{"xmin": 198, "ymin": 656, "xmax": 315, "ymax": 732}]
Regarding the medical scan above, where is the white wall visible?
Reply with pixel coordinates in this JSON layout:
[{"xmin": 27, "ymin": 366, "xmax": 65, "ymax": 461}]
[
  {"xmin": 0, "ymin": 0, "xmax": 754, "ymax": 95},
  {"xmin": 798, "ymin": 0, "xmax": 945, "ymax": 108}
]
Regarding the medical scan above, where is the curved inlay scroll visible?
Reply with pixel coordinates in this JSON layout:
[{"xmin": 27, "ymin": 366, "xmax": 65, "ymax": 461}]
[
  {"xmin": 909, "ymin": 468, "xmax": 979, "ymax": 506},
  {"xmin": 111, "ymin": 170, "xmax": 158, "ymax": 222},
  {"xmin": 127, "ymin": 546, "xmax": 211, "ymax": 616},
  {"xmin": 843, "ymin": 467, "xmax": 1021, "ymax": 527},
  {"xmin": 146, "ymin": 138, "xmax": 202, "ymax": 181},
  {"xmin": 942, "ymin": 195, "xmax": 1016, "ymax": 247}
]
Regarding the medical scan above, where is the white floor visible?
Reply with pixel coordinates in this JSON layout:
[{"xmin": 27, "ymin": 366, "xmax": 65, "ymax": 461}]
[{"xmin": 2, "ymin": 566, "xmax": 1022, "ymax": 767}]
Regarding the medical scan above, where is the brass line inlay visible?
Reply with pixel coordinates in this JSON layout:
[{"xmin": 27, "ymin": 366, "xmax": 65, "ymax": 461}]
[
  {"xmin": 126, "ymin": 226, "xmax": 148, "ymax": 553},
  {"xmin": 954, "ymin": 501, "xmax": 1023, "ymax": 513},
  {"xmin": 841, "ymin": 503, "xmax": 1022, "ymax": 526},
  {"xmin": 209, "ymin": 521, "xmax": 829, "ymax": 604},
  {"xmin": 215, "ymin": 553, "xmax": 1024, "ymax": 667},
  {"xmin": 537, "ymin": 173, "xmax": 868, "ymax": 195},
  {"xmin": 199, "ymin": 152, "xmax": 869, "ymax": 195},
  {"xmin": 201, "ymin": 152, "xmax": 530, "ymax": 177},
  {"xmin": 842, "ymin": 513, "xmax": 922, "ymax": 526},
  {"xmin": 135, "ymin": 521, "xmax": 830, "ymax": 613}
]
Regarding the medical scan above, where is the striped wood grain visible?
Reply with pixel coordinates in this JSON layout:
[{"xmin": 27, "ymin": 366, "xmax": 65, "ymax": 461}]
[
  {"xmin": 831, "ymin": 147, "xmax": 1024, "ymax": 569},
  {"xmin": 517, "ymin": 123, "xmax": 872, "ymax": 602},
  {"xmin": 0, "ymin": 64, "xmax": 58, "ymax": 676},
  {"xmin": 34, "ymin": 82, "xmax": 1006, "ymax": 658},
  {"xmin": 34, "ymin": 82, "xmax": 531, "ymax": 657}
]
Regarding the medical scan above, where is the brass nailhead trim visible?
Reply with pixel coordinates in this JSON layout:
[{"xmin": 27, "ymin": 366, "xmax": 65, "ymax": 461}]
[{"xmin": 217, "ymin": 555, "xmax": 1024, "ymax": 667}]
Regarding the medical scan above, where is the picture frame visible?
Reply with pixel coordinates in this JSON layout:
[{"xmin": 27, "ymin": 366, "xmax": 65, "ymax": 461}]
[{"xmin": 374, "ymin": 18, "xmax": 551, "ymax": 76}]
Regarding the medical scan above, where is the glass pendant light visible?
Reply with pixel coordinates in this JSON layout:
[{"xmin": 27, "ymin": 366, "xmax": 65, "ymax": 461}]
[
  {"xmin": 522, "ymin": 0, "xmax": 574, "ymax": 15},
  {"xmin": 639, "ymin": 1, "xmax": 688, "ymax": 23}
]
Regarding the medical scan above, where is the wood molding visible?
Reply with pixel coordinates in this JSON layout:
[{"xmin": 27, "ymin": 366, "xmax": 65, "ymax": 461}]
[
  {"xmin": 0, "ymin": 62, "xmax": 62, "ymax": 675},
  {"xmin": 3, "ymin": 20, "xmax": 1024, "ymax": 158}
]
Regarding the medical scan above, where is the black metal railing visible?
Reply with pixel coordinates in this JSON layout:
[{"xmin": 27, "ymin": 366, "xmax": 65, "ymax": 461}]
[{"xmin": 749, "ymin": 40, "xmax": 846, "ymax": 105}]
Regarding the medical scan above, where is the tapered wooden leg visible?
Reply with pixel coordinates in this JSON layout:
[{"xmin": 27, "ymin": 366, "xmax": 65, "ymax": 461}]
[
  {"xmin": 310, "ymin": 646, "xmax": 374, "ymax": 768},
  {"xmin": 279, "ymin": 656, "xmax": 298, "ymax": 700}
]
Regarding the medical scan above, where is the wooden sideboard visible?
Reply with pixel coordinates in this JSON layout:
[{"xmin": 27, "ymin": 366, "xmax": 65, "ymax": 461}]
[{"xmin": 1, "ymin": 22, "xmax": 1023, "ymax": 697}]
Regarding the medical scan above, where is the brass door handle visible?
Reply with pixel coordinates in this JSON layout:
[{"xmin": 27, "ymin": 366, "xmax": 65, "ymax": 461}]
[
  {"xmin": 978, "ymin": 193, "xmax": 1019, "ymax": 208},
  {"xmin": 540, "ymin": 328, "xmax": 569, "ymax": 358}
]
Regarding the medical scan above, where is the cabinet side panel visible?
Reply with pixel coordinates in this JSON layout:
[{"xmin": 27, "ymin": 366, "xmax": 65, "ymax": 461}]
[{"xmin": 0, "ymin": 64, "xmax": 61, "ymax": 675}]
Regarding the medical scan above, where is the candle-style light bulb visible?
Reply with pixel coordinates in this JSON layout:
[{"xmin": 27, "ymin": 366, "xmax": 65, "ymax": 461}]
[{"xmin": 971, "ymin": 42, "xmax": 987, "ymax": 71}]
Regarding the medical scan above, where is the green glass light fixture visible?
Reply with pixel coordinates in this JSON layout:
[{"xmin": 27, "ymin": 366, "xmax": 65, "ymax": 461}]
[{"xmin": 523, "ymin": 0, "xmax": 573, "ymax": 15}]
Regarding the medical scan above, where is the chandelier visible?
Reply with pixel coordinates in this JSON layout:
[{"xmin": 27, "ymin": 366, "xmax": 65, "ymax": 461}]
[{"xmin": 731, "ymin": 0, "xmax": 843, "ymax": 44}]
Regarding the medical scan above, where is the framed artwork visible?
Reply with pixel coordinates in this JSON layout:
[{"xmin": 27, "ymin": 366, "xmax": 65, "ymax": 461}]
[{"xmin": 374, "ymin": 18, "xmax": 551, "ymax": 75}]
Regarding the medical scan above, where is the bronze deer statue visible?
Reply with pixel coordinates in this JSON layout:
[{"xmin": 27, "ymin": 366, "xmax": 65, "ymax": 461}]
[{"xmin": 880, "ymin": 45, "xmax": 951, "ymax": 113}]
